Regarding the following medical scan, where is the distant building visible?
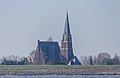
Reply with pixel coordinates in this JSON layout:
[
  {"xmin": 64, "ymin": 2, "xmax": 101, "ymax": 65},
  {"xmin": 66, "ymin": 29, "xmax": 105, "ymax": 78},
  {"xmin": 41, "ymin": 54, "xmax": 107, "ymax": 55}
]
[
  {"xmin": 33, "ymin": 12, "xmax": 81, "ymax": 65},
  {"xmin": 34, "ymin": 40, "xmax": 61, "ymax": 65}
]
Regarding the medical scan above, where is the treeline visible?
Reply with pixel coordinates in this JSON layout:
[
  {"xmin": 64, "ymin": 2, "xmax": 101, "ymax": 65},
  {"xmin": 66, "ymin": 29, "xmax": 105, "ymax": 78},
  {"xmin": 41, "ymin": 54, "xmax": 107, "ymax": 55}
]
[
  {"xmin": 80, "ymin": 52, "xmax": 120, "ymax": 65},
  {"xmin": 0, "ymin": 55, "xmax": 32, "ymax": 65},
  {"xmin": 0, "ymin": 50, "xmax": 35, "ymax": 65},
  {"xmin": 0, "ymin": 52, "xmax": 120, "ymax": 65}
]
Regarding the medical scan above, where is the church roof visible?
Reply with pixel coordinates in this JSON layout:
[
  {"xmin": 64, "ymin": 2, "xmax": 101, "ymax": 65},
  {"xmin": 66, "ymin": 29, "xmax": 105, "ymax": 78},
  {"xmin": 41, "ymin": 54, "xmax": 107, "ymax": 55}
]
[
  {"xmin": 37, "ymin": 40, "xmax": 61, "ymax": 64},
  {"xmin": 68, "ymin": 56, "xmax": 81, "ymax": 65}
]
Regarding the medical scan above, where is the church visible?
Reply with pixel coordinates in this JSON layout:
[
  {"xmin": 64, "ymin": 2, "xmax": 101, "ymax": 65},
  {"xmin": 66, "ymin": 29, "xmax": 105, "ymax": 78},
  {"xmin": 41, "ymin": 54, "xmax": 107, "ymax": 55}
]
[{"xmin": 33, "ymin": 12, "xmax": 81, "ymax": 65}]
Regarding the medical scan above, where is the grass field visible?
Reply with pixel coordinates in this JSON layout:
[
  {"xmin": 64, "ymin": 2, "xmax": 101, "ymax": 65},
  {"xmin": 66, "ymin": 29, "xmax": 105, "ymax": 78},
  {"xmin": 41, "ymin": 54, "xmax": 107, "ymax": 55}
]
[
  {"xmin": 0, "ymin": 65, "xmax": 120, "ymax": 69},
  {"xmin": 0, "ymin": 65, "xmax": 120, "ymax": 75}
]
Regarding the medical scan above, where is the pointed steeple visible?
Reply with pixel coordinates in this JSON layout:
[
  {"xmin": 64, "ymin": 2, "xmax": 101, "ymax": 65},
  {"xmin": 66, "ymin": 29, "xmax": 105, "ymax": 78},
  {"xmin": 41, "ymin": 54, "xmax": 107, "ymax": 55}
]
[
  {"xmin": 61, "ymin": 12, "xmax": 74, "ymax": 64},
  {"xmin": 64, "ymin": 12, "xmax": 71, "ymax": 35}
]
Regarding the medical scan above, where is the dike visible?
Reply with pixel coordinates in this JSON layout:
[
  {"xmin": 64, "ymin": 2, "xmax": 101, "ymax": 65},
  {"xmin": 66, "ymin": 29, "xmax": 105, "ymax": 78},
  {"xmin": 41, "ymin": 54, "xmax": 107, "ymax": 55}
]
[{"xmin": 0, "ymin": 65, "xmax": 120, "ymax": 75}]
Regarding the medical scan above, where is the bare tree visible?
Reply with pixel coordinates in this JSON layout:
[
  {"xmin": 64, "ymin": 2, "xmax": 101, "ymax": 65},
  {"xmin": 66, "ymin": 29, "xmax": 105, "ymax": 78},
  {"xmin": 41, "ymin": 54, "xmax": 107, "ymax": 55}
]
[
  {"xmin": 80, "ymin": 56, "xmax": 90, "ymax": 65},
  {"xmin": 112, "ymin": 54, "xmax": 120, "ymax": 65},
  {"xmin": 34, "ymin": 46, "xmax": 45, "ymax": 65},
  {"xmin": 28, "ymin": 50, "xmax": 36, "ymax": 63},
  {"xmin": 93, "ymin": 56, "xmax": 97, "ymax": 65},
  {"xmin": 96, "ymin": 52, "xmax": 111, "ymax": 65}
]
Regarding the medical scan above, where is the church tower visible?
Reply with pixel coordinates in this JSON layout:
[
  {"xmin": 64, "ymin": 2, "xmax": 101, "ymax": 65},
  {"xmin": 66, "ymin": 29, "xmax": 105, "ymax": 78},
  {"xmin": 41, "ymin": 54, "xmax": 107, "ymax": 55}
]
[{"xmin": 61, "ymin": 12, "xmax": 74, "ymax": 64}]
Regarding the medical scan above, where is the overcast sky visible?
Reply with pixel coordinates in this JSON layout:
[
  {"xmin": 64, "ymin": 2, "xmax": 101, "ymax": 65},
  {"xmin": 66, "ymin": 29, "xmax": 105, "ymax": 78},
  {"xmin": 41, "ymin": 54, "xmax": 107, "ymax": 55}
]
[{"xmin": 0, "ymin": 0, "xmax": 120, "ymax": 58}]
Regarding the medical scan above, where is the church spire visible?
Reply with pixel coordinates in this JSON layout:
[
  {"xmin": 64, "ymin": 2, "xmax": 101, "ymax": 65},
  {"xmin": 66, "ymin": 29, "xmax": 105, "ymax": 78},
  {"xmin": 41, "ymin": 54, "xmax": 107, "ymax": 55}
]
[
  {"xmin": 61, "ymin": 12, "xmax": 74, "ymax": 64},
  {"xmin": 64, "ymin": 12, "xmax": 71, "ymax": 35}
]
